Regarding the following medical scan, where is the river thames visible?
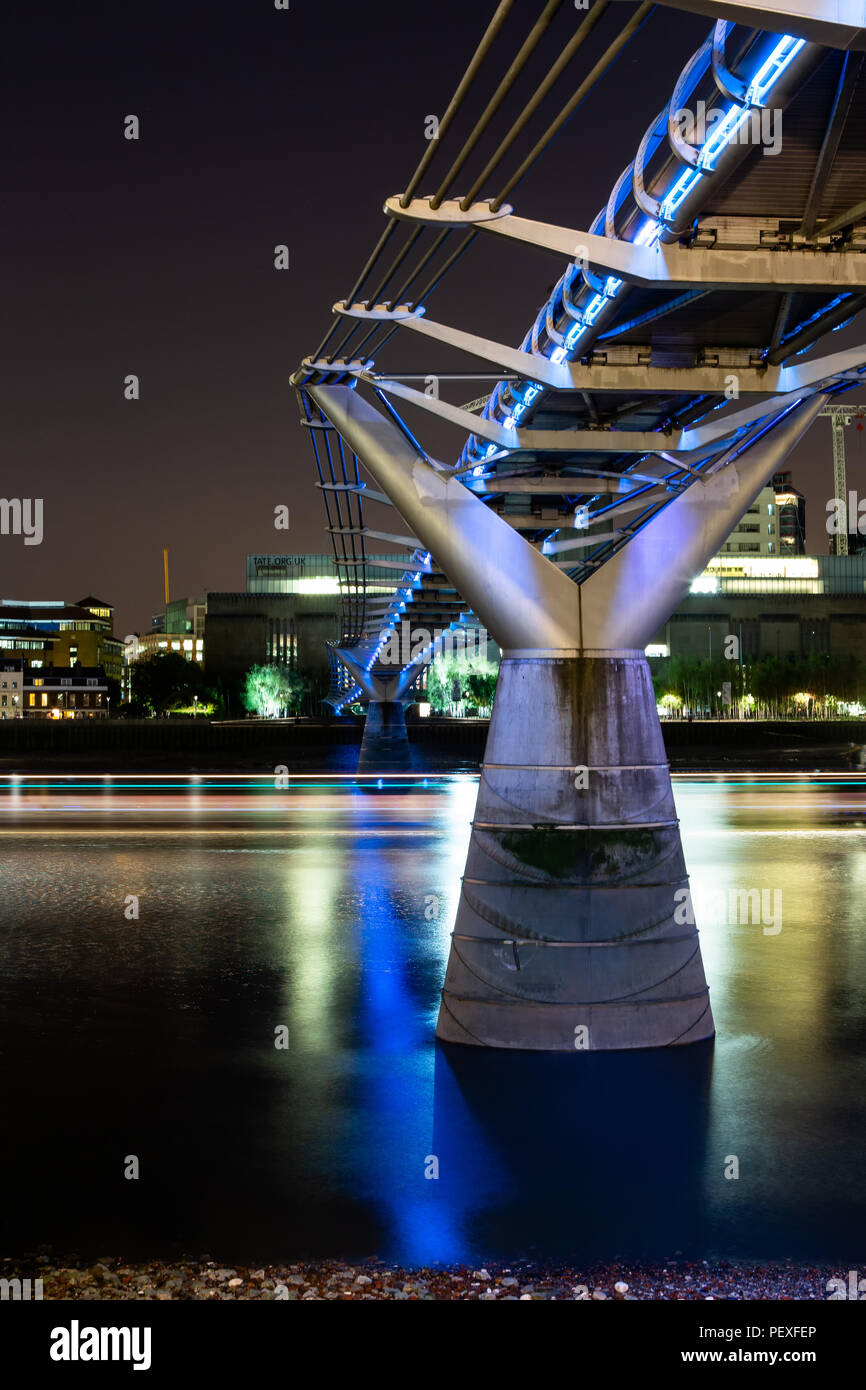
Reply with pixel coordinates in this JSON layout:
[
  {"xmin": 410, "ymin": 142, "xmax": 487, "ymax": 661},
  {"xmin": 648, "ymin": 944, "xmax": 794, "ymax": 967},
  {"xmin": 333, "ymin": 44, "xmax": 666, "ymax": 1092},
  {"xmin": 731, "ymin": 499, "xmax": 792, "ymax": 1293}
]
[{"xmin": 0, "ymin": 773, "xmax": 864, "ymax": 1267}]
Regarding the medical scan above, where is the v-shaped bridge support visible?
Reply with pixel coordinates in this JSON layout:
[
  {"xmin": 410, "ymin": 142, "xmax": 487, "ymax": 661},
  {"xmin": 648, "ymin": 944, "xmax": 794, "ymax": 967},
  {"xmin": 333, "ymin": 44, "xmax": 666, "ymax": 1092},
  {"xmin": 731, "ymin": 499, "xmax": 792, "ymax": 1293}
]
[{"xmin": 308, "ymin": 383, "xmax": 825, "ymax": 1049}]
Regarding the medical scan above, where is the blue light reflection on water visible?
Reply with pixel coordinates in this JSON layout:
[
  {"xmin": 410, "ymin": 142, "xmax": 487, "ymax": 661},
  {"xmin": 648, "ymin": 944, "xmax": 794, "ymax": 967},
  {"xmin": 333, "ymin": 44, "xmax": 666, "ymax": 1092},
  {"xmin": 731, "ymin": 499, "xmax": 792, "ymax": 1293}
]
[{"xmin": 0, "ymin": 775, "xmax": 864, "ymax": 1265}]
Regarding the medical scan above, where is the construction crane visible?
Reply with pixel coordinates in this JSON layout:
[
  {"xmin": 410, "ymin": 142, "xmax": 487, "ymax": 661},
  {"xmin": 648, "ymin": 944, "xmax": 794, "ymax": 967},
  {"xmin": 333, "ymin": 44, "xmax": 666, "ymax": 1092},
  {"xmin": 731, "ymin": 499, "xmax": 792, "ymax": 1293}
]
[{"xmin": 819, "ymin": 403, "xmax": 866, "ymax": 557}]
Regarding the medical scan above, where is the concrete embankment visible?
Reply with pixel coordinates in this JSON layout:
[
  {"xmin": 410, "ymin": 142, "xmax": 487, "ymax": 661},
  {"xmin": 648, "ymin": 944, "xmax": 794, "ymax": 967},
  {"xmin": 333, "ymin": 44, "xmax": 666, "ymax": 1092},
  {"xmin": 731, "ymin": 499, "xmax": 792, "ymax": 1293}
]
[{"xmin": 0, "ymin": 717, "xmax": 862, "ymax": 772}]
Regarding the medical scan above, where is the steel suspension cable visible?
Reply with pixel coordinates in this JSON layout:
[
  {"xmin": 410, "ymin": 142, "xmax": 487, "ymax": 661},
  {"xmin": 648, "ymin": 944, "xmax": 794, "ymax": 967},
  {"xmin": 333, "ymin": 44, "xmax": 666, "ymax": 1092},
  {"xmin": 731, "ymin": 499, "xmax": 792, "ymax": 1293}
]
[
  {"xmin": 343, "ymin": 216, "xmax": 400, "ymax": 308},
  {"xmin": 315, "ymin": 217, "xmax": 401, "ymax": 360},
  {"xmin": 430, "ymin": 0, "xmax": 567, "ymax": 209},
  {"xmin": 385, "ymin": 230, "xmax": 452, "ymax": 308},
  {"xmin": 491, "ymin": 2, "xmax": 655, "ymax": 210},
  {"xmin": 328, "ymin": 228, "xmax": 475, "ymax": 368},
  {"xmin": 459, "ymin": 0, "xmax": 609, "ymax": 209},
  {"xmin": 408, "ymin": 230, "xmax": 479, "ymax": 308},
  {"xmin": 399, "ymin": 0, "xmax": 517, "ymax": 208},
  {"xmin": 364, "ymin": 225, "xmax": 424, "ymax": 308},
  {"xmin": 316, "ymin": 0, "xmax": 520, "ymax": 358}
]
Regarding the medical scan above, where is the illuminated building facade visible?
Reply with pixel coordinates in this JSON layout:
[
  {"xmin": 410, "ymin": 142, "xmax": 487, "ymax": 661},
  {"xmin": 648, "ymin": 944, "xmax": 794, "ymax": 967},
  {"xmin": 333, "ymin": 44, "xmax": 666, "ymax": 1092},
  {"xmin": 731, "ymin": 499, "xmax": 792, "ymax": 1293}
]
[
  {"xmin": 204, "ymin": 554, "xmax": 414, "ymax": 696},
  {"xmin": 165, "ymin": 597, "xmax": 206, "ymax": 644},
  {"xmin": 0, "ymin": 597, "xmax": 123, "ymax": 682},
  {"xmin": 131, "ymin": 629, "xmax": 205, "ymax": 664},
  {"xmin": 649, "ymin": 555, "xmax": 866, "ymax": 661},
  {"xmin": 125, "ymin": 599, "xmax": 208, "ymax": 698},
  {"xmin": 772, "ymin": 472, "xmax": 807, "ymax": 554},
  {"xmin": 246, "ymin": 554, "xmax": 339, "ymax": 595},
  {"xmin": 8, "ymin": 661, "xmax": 110, "ymax": 719},
  {"xmin": 245, "ymin": 553, "xmax": 406, "ymax": 598},
  {"xmin": 0, "ymin": 660, "xmax": 23, "ymax": 719},
  {"xmin": 717, "ymin": 486, "xmax": 778, "ymax": 556}
]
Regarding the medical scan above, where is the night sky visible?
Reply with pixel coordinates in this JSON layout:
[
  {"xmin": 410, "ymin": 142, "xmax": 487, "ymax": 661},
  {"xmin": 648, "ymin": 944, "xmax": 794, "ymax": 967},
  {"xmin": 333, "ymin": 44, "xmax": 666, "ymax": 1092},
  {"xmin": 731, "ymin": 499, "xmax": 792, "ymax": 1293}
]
[{"xmin": 2, "ymin": 1, "xmax": 858, "ymax": 635}]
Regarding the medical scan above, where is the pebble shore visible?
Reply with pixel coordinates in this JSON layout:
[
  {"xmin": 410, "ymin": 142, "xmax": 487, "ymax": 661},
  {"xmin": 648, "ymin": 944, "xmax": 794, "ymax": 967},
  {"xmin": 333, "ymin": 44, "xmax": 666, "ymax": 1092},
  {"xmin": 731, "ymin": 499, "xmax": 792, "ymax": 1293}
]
[{"xmin": 4, "ymin": 1255, "xmax": 836, "ymax": 1300}]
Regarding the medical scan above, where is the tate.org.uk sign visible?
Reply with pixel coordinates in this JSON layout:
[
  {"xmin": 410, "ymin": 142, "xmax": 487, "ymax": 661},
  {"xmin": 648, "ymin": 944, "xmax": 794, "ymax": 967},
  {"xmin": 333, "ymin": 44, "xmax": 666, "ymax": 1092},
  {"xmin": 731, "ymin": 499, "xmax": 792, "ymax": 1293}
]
[{"xmin": 252, "ymin": 556, "xmax": 307, "ymax": 569}]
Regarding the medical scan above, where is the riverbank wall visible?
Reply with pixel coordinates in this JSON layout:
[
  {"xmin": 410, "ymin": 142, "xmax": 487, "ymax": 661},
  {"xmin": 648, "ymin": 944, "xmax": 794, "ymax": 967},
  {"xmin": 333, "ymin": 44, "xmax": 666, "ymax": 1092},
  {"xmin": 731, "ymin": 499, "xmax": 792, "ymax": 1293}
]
[{"xmin": 0, "ymin": 716, "xmax": 863, "ymax": 771}]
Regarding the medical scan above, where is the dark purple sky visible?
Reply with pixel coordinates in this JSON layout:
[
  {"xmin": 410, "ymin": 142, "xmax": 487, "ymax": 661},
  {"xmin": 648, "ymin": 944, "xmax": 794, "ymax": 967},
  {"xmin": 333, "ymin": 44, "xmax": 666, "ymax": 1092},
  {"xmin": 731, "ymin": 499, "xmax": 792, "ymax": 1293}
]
[{"xmin": 2, "ymin": 1, "xmax": 859, "ymax": 634}]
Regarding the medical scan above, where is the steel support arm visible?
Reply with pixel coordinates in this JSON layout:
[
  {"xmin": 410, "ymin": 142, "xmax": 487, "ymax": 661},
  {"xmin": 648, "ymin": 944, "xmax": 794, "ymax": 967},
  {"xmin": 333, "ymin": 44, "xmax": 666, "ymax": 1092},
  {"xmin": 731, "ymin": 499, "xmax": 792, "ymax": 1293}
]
[
  {"xmin": 386, "ymin": 198, "xmax": 866, "ymax": 292},
  {"xmin": 352, "ymin": 373, "xmax": 719, "ymax": 455},
  {"xmin": 308, "ymin": 386, "xmax": 826, "ymax": 656},
  {"xmin": 307, "ymin": 385, "xmax": 585, "ymax": 652},
  {"xmin": 318, "ymin": 481, "xmax": 394, "ymax": 506},
  {"xmin": 328, "ymin": 526, "xmax": 422, "ymax": 546},
  {"xmin": 333, "ymin": 648, "xmax": 389, "ymax": 702},
  {"xmin": 336, "ymin": 301, "xmax": 866, "ymax": 397},
  {"xmin": 578, "ymin": 394, "xmax": 828, "ymax": 647},
  {"xmin": 360, "ymin": 370, "xmax": 837, "ymax": 458}
]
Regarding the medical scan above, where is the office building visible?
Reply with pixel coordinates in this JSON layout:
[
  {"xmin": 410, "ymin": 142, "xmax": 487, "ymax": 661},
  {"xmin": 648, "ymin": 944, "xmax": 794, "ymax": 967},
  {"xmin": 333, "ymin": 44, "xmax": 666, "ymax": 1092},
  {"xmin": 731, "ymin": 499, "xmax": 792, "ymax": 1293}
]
[
  {"xmin": 0, "ymin": 597, "xmax": 123, "ymax": 682},
  {"xmin": 0, "ymin": 658, "xmax": 109, "ymax": 719},
  {"xmin": 204, "ymin": 554, "xmax": 412, "ymax": 697},
  {"xmin": 772, "ymin": 472, "xmax": 806, "ymax": 554},
  {"xmin": 717, "ymin": 485, "xmax": 778, "ymax": 556},
  {"xmin": 0, "ymin": 660, "xmax": 23, "ymax": 719},
  {"xmin": 648, "ymin": 554, "xmax": 866, "ymax": 662}
]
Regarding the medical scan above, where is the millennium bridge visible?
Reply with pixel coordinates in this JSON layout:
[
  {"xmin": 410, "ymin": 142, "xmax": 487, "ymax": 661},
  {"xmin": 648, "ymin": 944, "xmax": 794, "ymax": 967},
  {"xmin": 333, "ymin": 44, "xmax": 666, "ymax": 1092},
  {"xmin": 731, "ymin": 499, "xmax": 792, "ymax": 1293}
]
[{"xmin": 292, "ymin": 0, "xmax": 866, "ymax": 1051}]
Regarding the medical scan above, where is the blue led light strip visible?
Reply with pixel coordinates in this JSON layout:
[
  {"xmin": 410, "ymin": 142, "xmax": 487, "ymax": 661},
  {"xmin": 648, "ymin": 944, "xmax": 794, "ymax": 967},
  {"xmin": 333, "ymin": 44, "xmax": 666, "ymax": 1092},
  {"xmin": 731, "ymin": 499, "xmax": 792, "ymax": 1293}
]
[{"xmin": 463, "ymin": 31, "xmax": 808, "ymax": 468}]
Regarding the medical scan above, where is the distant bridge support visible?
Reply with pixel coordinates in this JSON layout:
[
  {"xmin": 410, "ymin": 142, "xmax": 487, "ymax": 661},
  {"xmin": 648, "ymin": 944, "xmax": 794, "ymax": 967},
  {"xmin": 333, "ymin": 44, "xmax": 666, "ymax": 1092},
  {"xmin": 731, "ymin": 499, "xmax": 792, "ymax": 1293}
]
[
  {"xmin": 310, "ymin": 383, "xmax": 825, "ymax": 1050},
  {"xmin": 358, "ymin": 698, "xmax": 411, "ymax": 772},
  {"xmin": 333, "ymin": 646, "xmax": 414, "ymax": 773}
]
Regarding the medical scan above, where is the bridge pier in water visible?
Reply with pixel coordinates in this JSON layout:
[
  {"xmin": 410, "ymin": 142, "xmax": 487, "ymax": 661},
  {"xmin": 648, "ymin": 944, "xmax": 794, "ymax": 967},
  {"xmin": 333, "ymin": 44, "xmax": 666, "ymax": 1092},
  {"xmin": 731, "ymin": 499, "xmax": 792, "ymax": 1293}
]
[
  {"xmin": 330, "ymin": 646, "xmax": 415, "ymax": 774},
  {"xmin": 437, "ymin": 650, "xmax": 712, "ymax": 1049},
  {"xmin": 310, "ymin": 383, "xmax": 825, "ymax": 1050},
  {"xmin": 357, "ymin": 699, "xmax": 411, "ymax": 772}
]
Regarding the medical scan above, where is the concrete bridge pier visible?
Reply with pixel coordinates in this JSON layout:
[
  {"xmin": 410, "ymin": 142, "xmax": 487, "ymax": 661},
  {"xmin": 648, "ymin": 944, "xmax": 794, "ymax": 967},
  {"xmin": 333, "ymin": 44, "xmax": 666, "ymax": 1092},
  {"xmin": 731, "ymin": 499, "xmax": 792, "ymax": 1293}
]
[
  {"xmin": 309, "ymin": 383, "xmax": 825, "ymax": 1050},
  {"xmin": 334, "ymin": 647, "xmax": 415, "ymax": 774},
  {"xmin": 357, "ymin": 698, "xmax": 411, "ymax": 772},
  {"xmin": 437, "ymin": 649, "xmax": 711, "ymax": 1049}
]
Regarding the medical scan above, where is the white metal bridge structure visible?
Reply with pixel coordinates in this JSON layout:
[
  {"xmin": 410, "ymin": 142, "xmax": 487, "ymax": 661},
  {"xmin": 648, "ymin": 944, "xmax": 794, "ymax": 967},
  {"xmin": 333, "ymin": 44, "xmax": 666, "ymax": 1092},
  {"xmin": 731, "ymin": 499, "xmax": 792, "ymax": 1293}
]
[{"xmin": 292, "ymin": 0, "xmax": 866, "ymax": 1050}]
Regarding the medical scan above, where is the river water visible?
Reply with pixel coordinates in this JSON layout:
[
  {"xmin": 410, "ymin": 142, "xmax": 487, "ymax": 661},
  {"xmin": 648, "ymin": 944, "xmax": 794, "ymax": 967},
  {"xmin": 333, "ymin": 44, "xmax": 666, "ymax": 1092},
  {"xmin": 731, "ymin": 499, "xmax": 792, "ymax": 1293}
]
[{"xmin": 0, "ymin": 773, "xmax": 864, "ymax": 1266}]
